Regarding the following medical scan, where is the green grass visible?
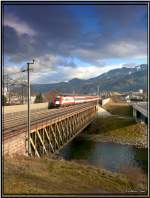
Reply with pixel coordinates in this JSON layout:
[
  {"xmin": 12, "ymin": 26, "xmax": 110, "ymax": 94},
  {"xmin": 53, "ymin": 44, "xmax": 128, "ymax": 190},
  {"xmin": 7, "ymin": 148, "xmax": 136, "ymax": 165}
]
[
  {"xmin": 94, "ymin": 99, "xmax": 147, "ymax": 147},
  {"xmin": 3, "ymin": 156, "xmax": 147, "ymax": 195},
  {"xmin": 88, "ymin": 116, "xmax": 136, "ymax": 134},
  {"xmin": 104, "ymin": 102, "xmax": 133, "ymax": 117},
  {"xmin": 85, "ymin": 116, "xmax": 147, "ymax": 147}
]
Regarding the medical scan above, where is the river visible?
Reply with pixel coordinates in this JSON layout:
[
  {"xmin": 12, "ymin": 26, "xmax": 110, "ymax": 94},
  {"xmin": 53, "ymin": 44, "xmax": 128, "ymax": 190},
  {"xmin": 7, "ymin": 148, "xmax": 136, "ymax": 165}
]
[{"xmin": 59, "ymin": 136, "xmax": 148, "ymax": 173}]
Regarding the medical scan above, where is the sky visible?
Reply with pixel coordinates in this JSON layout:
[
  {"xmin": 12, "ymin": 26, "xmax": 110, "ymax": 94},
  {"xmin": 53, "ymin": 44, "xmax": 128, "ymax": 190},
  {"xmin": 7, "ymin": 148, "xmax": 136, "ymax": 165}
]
[{"xmin": 3, "ymin": 2, "xmax": 147, "ymax": 84}]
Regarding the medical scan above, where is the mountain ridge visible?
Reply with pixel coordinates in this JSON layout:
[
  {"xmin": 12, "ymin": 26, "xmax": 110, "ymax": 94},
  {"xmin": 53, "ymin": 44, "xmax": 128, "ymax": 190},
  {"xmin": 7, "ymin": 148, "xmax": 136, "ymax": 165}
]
[{"xmin": 31, "ymin": 64, "xmax": 147, "ymax": 94}]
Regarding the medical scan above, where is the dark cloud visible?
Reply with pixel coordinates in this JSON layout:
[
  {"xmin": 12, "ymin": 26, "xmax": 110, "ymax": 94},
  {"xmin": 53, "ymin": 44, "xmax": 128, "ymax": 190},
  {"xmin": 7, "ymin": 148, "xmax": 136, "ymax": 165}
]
[
  {"xmin": 3, "ymin": 4, "xmax": 147, "ymax": 67},
  {"xmin": 4, "ymin": 5, "xmax": 81, "ymax": 62}
]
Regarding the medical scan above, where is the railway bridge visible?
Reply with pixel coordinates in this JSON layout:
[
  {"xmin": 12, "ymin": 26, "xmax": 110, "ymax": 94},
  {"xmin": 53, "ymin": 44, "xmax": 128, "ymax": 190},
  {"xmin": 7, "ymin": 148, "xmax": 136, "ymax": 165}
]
[{"xmin": 3, "ymin": 102, "xmax": 97, "ymax": 157}]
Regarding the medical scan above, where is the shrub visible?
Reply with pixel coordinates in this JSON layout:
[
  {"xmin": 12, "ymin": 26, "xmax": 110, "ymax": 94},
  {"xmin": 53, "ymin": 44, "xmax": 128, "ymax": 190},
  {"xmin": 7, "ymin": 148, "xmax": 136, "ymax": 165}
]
[
  {"xmin": 34, "ymin": 93, "xmax": 43, "ymax": 103},
  {"xmin": 2, "ymin": 95, "xmax": 7, "ymax": 106}
]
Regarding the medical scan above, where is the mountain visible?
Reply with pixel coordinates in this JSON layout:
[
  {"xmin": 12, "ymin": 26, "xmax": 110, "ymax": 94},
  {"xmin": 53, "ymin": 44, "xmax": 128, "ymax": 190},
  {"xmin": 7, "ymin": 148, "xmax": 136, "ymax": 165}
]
[{"xmin": 31, "ymin": 64, "xmax": 147, "ymax": 94}]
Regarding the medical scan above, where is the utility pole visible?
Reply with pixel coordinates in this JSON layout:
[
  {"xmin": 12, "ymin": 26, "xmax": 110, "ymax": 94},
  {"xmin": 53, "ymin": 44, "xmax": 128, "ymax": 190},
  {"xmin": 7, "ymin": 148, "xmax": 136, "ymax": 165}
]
[
  {"xmin": 97, "ymin": 85, "xmax": 100, "ymax": 106},
  {"xmin": 6, "ymin": 74, "xmax": 8, "ymax": 96},
  {"xmin": 5, "ymin": 74, "xmax": 10, "ymax": 103},
  {"xmin": 21, "ymin": 84, "xmax": 26, "ymax": 104},
  {"xmin": 97, "ymin": 85, "xmax": 100, "ymax": 96},
  {"xmin": 22, "ymin": 59, "xmax": 35, "ymax": 156}
]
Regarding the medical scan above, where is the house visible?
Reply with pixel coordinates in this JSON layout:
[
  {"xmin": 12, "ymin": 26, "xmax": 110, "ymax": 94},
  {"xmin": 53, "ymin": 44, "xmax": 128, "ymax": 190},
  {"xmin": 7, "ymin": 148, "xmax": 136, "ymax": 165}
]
[
  {"xmin": 30, "ymin": 96, "xmax": 36, "ymax": 104},
  {"xmin": 125, "ymin": 89, "xmax": 145, "ymax": 103}
]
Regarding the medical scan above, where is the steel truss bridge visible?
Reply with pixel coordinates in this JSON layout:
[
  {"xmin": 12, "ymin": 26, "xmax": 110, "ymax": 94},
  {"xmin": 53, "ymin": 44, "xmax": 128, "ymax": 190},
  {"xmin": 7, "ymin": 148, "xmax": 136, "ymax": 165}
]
[{"xmin": 3, "ymin": 102, "xmax": 97, "ymax": 157}]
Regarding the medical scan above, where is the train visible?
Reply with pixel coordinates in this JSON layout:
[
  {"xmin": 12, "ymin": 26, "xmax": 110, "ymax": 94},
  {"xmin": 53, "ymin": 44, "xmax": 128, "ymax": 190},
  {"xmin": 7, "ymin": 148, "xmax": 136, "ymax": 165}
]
[{"xmin": 48, "ymin": 95, "xmax": 100, "ymax": 108}]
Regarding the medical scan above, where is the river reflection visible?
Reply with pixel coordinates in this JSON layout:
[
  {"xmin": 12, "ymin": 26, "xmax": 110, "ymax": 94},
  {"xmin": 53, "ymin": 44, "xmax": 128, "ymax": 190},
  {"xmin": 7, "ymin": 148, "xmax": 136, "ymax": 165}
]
[{"xmin": 59, "ymin": 136, "xmax": 148, "ymax": 173}]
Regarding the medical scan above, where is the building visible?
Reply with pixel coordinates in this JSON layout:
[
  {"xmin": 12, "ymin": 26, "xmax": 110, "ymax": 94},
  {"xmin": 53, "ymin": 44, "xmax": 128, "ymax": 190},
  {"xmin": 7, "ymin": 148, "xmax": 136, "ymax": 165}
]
[
  {"xmin": 30, "ymin": 96, "xmax": 36, "ymax": 104},
  {"xmin": 3, "ymin": 87, "xmax": 8, "ymax": 96},
  {"xmin": 125, "ymin": 89, "xmax": 145, "ymax": 103}
]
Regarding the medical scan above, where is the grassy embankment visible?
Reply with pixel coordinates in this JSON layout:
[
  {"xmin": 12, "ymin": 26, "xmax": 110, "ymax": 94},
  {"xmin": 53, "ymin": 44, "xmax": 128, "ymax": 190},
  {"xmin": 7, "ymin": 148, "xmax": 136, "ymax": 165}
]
[
  {"xmin": 103, "ymin": 98, "xmax": 133, "ymax": 117},
  {"xmin": 85, "ymin": 116, "xmax": 147, "ymax": 147},
  {"xmin": 82, "ymin": 99, "xmax": 147, "ymax": 148},
  {"xmin": 4, "ymin": 155, "xmax": 147, "ymax": 195}
]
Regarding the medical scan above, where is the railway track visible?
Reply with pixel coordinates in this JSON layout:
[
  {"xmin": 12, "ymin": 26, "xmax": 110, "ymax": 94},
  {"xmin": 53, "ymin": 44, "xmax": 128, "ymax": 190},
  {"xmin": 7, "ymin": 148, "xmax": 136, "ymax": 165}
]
[
  {"xmin": 3, "ymin": 105, "xmax": 84, "ymax": 128},
  {"xmin": 3, "ymin": 102, "xmax": 96, "ymax": 140}
]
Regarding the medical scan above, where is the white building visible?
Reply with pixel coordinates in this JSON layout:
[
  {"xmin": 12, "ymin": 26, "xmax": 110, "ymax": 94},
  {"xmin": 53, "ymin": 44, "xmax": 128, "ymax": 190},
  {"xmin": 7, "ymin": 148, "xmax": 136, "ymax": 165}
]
[
  {"xmin": 139, "ymin": 89, "xmax": 143, "ymax": 94},
  {"xmin": 4, "ymin": 87, "xmax": 7, "ymax": 96},
  {"xmin": 30, "ymin": 96, "xmax": 36, "ymax": 104}
]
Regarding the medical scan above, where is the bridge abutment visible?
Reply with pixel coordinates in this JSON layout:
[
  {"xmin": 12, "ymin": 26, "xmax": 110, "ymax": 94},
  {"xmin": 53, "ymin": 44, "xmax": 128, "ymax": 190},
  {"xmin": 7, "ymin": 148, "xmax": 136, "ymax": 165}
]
[{"xmin": 3, "ymin": 132, "xmax": 27, "ymax": 157}]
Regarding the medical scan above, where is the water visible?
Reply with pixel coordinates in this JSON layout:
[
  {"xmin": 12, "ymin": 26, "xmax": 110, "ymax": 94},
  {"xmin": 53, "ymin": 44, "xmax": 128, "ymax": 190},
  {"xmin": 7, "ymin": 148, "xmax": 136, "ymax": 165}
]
[{"xmin": 59, "ymin": 136, "xmax": 148, "ymax": 173}]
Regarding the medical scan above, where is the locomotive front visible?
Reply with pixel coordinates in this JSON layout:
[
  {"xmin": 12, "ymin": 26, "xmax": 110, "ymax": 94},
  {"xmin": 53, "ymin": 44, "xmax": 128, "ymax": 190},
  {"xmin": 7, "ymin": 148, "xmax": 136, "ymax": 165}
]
[{"xmin": 55, "ymin": 96, "xmax": 61, "ymax": 106}]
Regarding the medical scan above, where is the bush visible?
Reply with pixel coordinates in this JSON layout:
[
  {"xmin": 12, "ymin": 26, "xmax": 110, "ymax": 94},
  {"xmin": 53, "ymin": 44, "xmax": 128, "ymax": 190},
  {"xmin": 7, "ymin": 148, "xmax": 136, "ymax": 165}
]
[
  {"xmin": 2, "ymin": 95, "xmax": 7, "ymax": 106},
  {"xmin": 34, "ymin": 93, "xmax": 43, "ymax": 103}
]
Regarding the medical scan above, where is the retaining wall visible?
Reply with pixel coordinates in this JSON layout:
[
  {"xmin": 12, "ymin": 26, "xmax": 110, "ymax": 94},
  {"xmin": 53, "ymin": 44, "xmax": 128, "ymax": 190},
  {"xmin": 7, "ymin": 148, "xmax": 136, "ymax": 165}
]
[
  {"xmin": 102, "ymin": 98, "xmax": 111, "ymax": 106},
  {"xmin": 3, "ymin": 132, "xmax": 27, "ymax": 156}
]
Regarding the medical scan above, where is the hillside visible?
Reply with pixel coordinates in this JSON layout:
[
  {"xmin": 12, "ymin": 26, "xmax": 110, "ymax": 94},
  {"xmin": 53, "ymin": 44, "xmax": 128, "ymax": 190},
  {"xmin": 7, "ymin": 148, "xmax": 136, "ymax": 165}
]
[{"xmin": 31, "ymin": 64, "xmax": 147, "ymax": 94}]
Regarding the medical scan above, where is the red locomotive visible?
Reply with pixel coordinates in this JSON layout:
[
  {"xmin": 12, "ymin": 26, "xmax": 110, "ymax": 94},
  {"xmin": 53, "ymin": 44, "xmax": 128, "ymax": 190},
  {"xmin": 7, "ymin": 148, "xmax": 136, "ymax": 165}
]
[{"xmin": 48, "ymin": 95, "xmax": 100, "ymax": 108}]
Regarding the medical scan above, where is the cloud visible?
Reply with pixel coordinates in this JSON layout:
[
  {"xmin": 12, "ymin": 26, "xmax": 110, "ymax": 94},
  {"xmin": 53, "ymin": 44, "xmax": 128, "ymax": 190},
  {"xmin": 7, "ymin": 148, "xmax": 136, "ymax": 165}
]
[
  {"xmin": 31, "ymin": 64, "xmax": 123, "ymax": 83},
  {"xmin": 29, "ymin": 54, "xmax": 77, "ymax": 74},
  {"xmin": 105, "ymin": 40, "xmax": 147, "ymax": 59},
  {"xmin": 4, "ymin": 65, "xmax": 20, "ymax": 74},
  {"xmin": 3, "ymin": 5, "xmax": 81, "ymax": 63},
  {"xmin": 4, "ymin": 14, "xmax": 36, "ymax": 36},
  {"xmin": 3, "ymin": 4, "xmax": 147, "ymax": 83}
]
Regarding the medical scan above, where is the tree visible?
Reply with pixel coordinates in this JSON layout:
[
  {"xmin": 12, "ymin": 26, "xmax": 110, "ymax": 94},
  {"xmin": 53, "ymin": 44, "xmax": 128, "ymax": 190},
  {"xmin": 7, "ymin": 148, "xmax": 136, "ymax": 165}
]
[
  {"xmin": 2, "ymin": 95, "xmax": 7, "ymax": 106},
  {"xmin": 34, "ymin": 93, "xmax": 43, "ymax": 103}
]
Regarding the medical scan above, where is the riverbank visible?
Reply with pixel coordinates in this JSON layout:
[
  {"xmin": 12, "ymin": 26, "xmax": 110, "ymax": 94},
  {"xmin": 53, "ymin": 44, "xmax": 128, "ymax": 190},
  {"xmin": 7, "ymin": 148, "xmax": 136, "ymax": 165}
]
[
  {"xmin": 80, "ymin": 116, "xmax": 147, "ymax": 148},
  {"xmin": 3, "ymin": 155, "xmax": 147, "ymax": 194},
  {"xmin": 103, "ymin": 99, "xmax": 133, "ymax": 117}
]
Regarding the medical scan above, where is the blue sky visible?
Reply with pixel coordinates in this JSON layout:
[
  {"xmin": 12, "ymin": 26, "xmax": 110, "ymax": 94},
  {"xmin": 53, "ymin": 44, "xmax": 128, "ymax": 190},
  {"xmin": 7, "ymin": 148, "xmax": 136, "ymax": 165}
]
[{"xmin": 3, "ymin": 3, "xmax": 147, "ymax": 83}]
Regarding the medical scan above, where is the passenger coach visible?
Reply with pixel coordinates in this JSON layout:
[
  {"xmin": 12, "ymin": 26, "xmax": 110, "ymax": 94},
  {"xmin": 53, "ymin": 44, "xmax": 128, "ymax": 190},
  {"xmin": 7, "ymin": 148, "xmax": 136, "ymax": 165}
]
[{"xmin": 48, "ymin": 95, "xmax": 100, "ymax": 108}]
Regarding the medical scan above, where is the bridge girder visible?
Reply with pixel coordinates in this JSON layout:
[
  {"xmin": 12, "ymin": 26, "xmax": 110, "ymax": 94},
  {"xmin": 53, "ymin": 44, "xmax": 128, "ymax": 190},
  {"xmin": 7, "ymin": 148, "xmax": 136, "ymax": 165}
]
[{"xmin": 29, "ymin": 106, "xmax": 97, "ymax": 157}]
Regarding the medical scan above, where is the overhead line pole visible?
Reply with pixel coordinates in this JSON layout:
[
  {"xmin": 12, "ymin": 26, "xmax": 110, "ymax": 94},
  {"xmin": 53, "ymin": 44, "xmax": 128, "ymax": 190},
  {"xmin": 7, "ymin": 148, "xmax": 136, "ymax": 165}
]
[
  {"xmin": 97, "ymin": 85, "xmax": 99, "ymax": 106},
  {"xmin": 22, "ymin": 59, "xmax": 35, "ymax": 156}
]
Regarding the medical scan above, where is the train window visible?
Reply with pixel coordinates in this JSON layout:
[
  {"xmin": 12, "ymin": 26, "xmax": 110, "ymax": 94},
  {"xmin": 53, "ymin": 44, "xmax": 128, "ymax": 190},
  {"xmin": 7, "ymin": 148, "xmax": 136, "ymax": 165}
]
[
  {"xmin": 63, "ymin": 97, "xmax": 73, "ymax": 101},
  {"xmin": 56, "ymin": 97, "xmax": 60, "ymax": 101},
  {"xmin": 75, "ymin": 98, "xmax": 84, "ymax": 101}
]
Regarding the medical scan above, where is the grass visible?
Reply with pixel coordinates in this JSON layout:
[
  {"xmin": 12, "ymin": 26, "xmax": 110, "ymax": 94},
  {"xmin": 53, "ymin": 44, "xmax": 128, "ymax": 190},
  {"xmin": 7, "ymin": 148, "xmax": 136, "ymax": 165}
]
[
  {"xmin": 3, "ymin": 155, "xmax": 147, "ymax": 195},
  {"xmin": 87, "ymin": 116, "xmax": 136, "ymax": 134},
  {"xmin": 103, "ymin": 100, "xmax": 133, "ymax": 117},
  {"xmin": 119, "ymin": 165, "xmax": 147, "ymax": 190},
  {"xmin": 87, "ymin": 98, "xmax": 147, "ymax": 147},
  {"xmin": 84, "ymin": 116, "xmax": 147, "ymax": 148}
]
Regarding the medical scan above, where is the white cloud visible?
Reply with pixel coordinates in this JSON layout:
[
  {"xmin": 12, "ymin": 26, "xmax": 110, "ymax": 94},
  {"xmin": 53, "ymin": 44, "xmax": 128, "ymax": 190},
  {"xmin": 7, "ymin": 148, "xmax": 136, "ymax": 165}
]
[
  {"xmin": 107, "ymin": 40, "xmax": 147, "ymax": 59},
  {"xmin": 4, "ymin": 52, "xmax": 123, "ymax": 83},
  {"xmin": 4, "ymin": 14, "xmax": 36, "ymax": 36},
  {"xmin": 4, "ymin": 65, "xmax": 20, "ymax": 74},
  {"xmin": 31, "ymin": 63, "xmax": 124, "ymax": 83},
  {"xmin": 61, "ymin": 64, "xmax": 123, "ymax": 80},
  {"xmin": 73, "ymin": 39, "xmax": 147, "ymax": 64}
]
